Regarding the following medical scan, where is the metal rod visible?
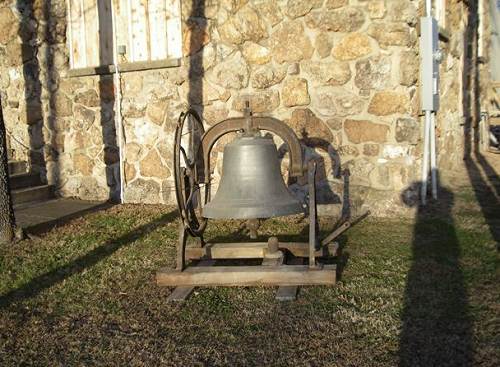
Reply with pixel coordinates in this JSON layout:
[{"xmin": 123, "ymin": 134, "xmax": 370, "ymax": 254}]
[
  {"xmin": 176, "ymin": 223, "xmax": 187, "ymax": 271},
  {"xmin": 430, "ymin": 112, "xmax": 438, "ymax": 199},
  {"xmin": 421, "ymin": 111, "xmax": 431, "ymax": 204},
  {"xmin": 321, "ymin": 221, "xmax": 350, "ymax": 247},
  {"xmin": 308, "ymin": 161, "xmax": 317, "ymax": 268}
]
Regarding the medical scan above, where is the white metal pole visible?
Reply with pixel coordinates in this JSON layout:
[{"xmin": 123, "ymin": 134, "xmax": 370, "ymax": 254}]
[
  {"xmin": 426, "ymin": 0, "xmax": 432, "ymax": 17},
  {"xmin": 429, "ymin": 112, "xmax": 437, "ymax": 199},
  {"xmin": 421, "ymin": 111, "xmax": 431, "ymax": 204},
  {"xmin": 430, "ymin": 112, "xmax": 438, "ymax": 199}
]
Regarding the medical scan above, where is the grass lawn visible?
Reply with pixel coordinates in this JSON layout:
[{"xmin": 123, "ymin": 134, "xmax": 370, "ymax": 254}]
[{"xmin": 0, "ymin": 187, "xmax": 498, "ymax": 366}]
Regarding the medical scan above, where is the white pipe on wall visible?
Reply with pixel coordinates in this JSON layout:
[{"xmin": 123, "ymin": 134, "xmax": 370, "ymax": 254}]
[
  {"xmin": 426, "ymin": 0, "xmax": 432, "ymax": 17},
  {"xmin": 430, "ymin": 112, "xmax": 438, "ymax": 199},
  {"xmin": 421, "ymin": 0, "xmax": 439, "ymax": 204},
  {"xmin": 421, "ymin": 111, "xmax": 431, "ymax": 205}
]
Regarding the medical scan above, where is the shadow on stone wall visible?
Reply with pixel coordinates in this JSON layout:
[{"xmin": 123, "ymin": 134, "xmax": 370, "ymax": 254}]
[
  {"xmin": 399, "ymin": 180, "xmax": 472, "ymax": 366},
  {"xmin": 282, "ymin": 133, "xmax": 345, "ymax": 217},
  {"xmin": 98, "ymin": 0, "xmax": 120, "ymax": 202},
  {"xmin": 187, "ymin": 0, "xmax": 206, "ymax": 123},
  {"xmin": 16, "ymin": 0, "xmax": 49, "ymax": 180}
]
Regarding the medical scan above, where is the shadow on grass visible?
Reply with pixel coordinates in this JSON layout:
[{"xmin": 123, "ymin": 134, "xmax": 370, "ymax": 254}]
[
  {"xmin": 462, "ymin": 0, "xmax": 500, "ymax": 249},
  {"xmin": 21, "ymin": 201, "xmax": 115, "ymax": 236},
  {"xmin": 0, "ymin": 209, "xmax": 178, "ymax": 310},
  {"xmin": 399, "ymin": 182, "xmax": 472, "ymax": 366}
]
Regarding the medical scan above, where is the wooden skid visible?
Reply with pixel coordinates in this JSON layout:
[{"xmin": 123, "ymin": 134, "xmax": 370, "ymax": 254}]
[
  {"xmin": 276, "ymin": 257, "xmax": 304, "ymax": 301},
  {"xmin": 185, "ymin": 242, "xmax": 338, "ymax": 260},
  {"xmin": 167, "ymin": 286, "xmax": 195, "ymax": 302},
  {"xmin": 157, "ymin": 265, "xmax": 336, "ymax": 287},
  {"xmin": 167, "ymin": 260, "xmax": 214, "ymax": 302},
  {"xmin": 276, "ymin": 286, "xmax": 298, "ymax": 301}
]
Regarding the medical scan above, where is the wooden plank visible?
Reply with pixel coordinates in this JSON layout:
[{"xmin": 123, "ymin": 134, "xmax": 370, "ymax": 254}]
[
  {"xmin": 190, "ymin": 242, "xmax": 266, "ymax": 259},
  {"xmin": 261, "ymin": 253, "xmax": 284, "ymax": 267},
  {"xmin": 166, "ymin": 0, "xmax": 182, "ymax": 58},
  {"xmin": 130, "ymin": 0, "xmax": 149, "ymax": 61},
  {"xmin": 83, "ymin": 0, "xmax": 99, "ymax": 66},
  {"xmin": 69, "ymin": 0, "xmax": 86, "ymax": 68},
  {"xmin": 167, "ymin": 259, "xmax": 214, "ymax": 302},
  {"xmin": 97, "ymin": 0, "xmax": 114, "ymax": 64},
  {"xmin": 112, "ymin": 0, "xmax": 129, "ymax": 60},
  {"xmin": 66, "ymin": 0, "xmax": 75, "ymax": 68},
  {"xmin": 156, "ymin": 265, "xmax": 337, "ymax": 287},
  {"xmin": 185, "ymin": 241, "xmax": 338, "ymax": 260},
  {"xmin": 148, "ymin": 0, "xmax": 167, "ymax": 60},
  {"xmin": 66, "ymin": 57, "xmax": 181, "ymax": 77}
]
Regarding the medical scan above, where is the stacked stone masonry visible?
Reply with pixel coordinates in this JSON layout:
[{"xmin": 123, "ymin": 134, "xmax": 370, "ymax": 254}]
[{"xmin": 0, "ymin": 0, "xmax": 490, "ymax": 216}]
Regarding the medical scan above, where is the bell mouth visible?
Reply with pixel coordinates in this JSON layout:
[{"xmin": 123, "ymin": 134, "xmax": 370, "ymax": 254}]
[{"xmin": 202, "ymin": 199, "xmax": 304, "ymax": 219}]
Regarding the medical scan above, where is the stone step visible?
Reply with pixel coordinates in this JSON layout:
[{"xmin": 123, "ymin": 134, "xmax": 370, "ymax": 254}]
[
  {"xmin": 8, "ymin": 160, "xmax": 28, "ymax": 175},
  {"xmin": 12, "ymin": 185, "xmax": 55, "ymax": 206},
  {"xmin": 9, "ymin": 172, "xmax": 42, "ymax": 190}
]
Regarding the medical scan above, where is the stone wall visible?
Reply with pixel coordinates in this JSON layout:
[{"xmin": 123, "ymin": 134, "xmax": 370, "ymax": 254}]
[{"xmin": 0, "ymin": 0, "xmax": 489, "ymax": 217}]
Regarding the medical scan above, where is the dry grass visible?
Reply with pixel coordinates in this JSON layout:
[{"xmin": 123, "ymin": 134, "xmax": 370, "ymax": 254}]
[{"xmin": 0, "ymin": 187, "xmax": 498, "ymax": 366}]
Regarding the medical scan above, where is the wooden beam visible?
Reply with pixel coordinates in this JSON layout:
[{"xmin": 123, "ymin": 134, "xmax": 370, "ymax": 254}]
[
  {"xmin": 276, "ymin": 286, "xmax": 298, "ymax": 301},
  {"xmin": 156, "ymin": 265, "xmax": 337, "ymax": 287},
  {"xmin": 167, "ymin": 259, "xmax": 214, "ymax": 302},
  {"xmin": 185, "ymin": 241, "xmax": 338, "ymax": 260},
  {"xmin": 276, "ymin": 258, "xmax": 304, "ymax": 301},
  {"xmin": 66, "ymin": 58, "xmax": 181, "ymax": 77}
]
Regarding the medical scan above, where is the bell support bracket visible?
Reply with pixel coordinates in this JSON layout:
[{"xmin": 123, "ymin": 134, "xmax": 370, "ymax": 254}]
[
  {"xmin": 200, "ymin": 114, "xmax": 304, "ymax": 183},
  {"xmin": 160, "ymin": 108, "xmax": 372, "ymax": 300}
]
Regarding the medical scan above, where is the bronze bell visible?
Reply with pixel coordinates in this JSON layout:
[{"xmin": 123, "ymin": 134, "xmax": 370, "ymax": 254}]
[{"xmin": 202, "ymin": 132, "xmax": 304, "ymax": 219}]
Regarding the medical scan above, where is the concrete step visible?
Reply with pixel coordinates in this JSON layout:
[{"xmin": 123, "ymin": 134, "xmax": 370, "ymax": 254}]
[
  {"xmin": 12, "ymin": 185, "xmax": 54, "ymax": 206},
  {"xmin": 9, "ymin": 172, "xmax": 42, "ymax": 190},
  {"xmin": 14, "ymin": 198, "xmax": 109, "ymax": 234},
  {"xmin": 8, "ymin": 160, "xmax": 28, "ymax": 175}
]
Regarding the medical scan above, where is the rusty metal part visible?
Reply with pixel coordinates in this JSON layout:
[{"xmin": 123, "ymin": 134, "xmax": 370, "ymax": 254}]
[
  {"xmin": 173, "ymin": 110, "xmax": 208, "ymax": 237},
  {"xmin": 321, "ymin": 210, "xmax": 371, "ymax": 246},
  {"xmin": 308, "ymin": 161, "xmax": 318, "ymax": 268}
]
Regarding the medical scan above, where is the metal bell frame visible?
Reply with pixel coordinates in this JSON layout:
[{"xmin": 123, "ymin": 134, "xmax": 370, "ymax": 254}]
[{"xmin": 157, "ymin": 106, "xmax": 352, "ymax": 295}]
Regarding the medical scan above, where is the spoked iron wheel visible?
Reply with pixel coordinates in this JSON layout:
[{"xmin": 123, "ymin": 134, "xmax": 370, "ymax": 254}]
[{"xmin": 173, "ymin": 109, "xmax": 209, "ymax": 237}]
